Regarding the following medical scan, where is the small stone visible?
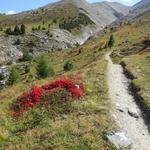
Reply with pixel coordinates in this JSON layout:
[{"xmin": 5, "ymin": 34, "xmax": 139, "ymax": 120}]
[
  {"xmin": 128, "ymin": 108, "xmax": 139, "ymax": 119},
  {"xmin": 107, "ymin": 132, "xmax": 132, "ymax": 149},
  {"xmin": 112, "ymin": 114, "xmax": 117, "ymax": 119},
  {"xmin": 142, "ymin": 132, "xmax": 146, "ymax": 136},
  {"xmin": 117, "ymin": 108, "xmax": 124, "ymax": 113},
  {"xmin": 116, "ymin": 103, "xmax": 120, "ymax": 107},
  {"xmin": 116, "ymin": 94, "xmax": 119, "ymax": 96}
]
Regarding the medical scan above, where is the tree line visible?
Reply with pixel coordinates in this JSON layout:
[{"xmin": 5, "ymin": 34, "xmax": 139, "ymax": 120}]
[{"xmin": 5, "ymin": 24, "xmax": 26, "ymax": 35}]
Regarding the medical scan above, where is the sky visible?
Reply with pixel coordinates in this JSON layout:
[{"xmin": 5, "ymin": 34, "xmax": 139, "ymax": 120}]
[{"xmin": 0, "ymin": 0, "xmax": 141, "ymax": 14}]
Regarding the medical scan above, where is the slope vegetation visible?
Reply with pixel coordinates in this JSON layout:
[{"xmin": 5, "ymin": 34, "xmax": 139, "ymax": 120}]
[
  {"xmin": 0, "ymin": 36, "xmax": 116, "ymax": 149},
  {"xmin": 0, "ymin": 0, "xmax": 130, "ymax": 28}
]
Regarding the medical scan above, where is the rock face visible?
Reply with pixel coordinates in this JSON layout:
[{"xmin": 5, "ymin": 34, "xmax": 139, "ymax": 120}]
[
  {"xmin": 0, "ymin": 66, "xmax": 9, "ymax": 88},
  {"xmin": 0, "ymin": 36, "xmax": 23, "ymax": 64},
  {"xmin": 0, "ymin": 28, "xmax": 98, "ymax": 64},
  {"xmin": 20, "ymin": 29, "xmax": 79, "ymax": 52}
]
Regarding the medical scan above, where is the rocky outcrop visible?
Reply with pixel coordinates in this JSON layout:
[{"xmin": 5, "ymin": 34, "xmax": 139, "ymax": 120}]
[
  {"xmin": 0, "ymin": 26, "xmax": 98, "ymax": 64},
  {"xmin": 0, "ymin": 65, "xmax": 9, "ymax": 88},
  {"xmin": 0, "ymin": 36, "xmax": 23, "ymax": 64}
]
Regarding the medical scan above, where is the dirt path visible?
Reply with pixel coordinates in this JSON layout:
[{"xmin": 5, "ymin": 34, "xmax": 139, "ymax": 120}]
[{"xmin": 105, "ymin": 53, "xmax": 150, "ymax": 150}]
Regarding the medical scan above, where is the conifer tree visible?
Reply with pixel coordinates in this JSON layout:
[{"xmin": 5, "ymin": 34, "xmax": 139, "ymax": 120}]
[
  {"xmin": 14, "ymin": 25, "xmax": 21, "ymax": 35},
  {"xmin": 8, "ymin": 66, "xmax": 20, "ymax": 85},
  {"xmin": 108, "ymin": 34, "xmax": 115, "ymax": 49},
  {"xmin": 20, "ymin": 24, "xmax": 26, "ymax": 34},
  {"xmin": 37, "ymin": 56, "xmax": 54, "ymax": 78}
]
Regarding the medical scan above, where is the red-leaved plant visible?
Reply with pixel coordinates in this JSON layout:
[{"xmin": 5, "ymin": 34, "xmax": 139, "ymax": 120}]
[{"xmin": 11, "ymin": 79, "xmax": 84, "ymax": 117}]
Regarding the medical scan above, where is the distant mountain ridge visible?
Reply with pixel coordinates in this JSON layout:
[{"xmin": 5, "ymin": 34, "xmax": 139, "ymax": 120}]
[
  {"xmin": 128, "ymin": 0, "xmax": 150, "ymax": 18},
  {"xmin": 0, "ymin": 0, "xmax": 130, "ymax": 28},
  {"xmin": 39, "ymin": 0, "xmax": 131, "ymax": 27}
]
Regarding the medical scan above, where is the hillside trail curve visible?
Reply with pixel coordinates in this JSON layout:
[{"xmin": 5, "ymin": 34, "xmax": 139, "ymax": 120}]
[{"xmin": 105, "ymin": 52, "xmax": 150, "ymax": 150}]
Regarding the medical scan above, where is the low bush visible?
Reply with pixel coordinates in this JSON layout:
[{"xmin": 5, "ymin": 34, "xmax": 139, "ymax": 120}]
[
  {"xmin": 59, "ymin": 13, "xmax": 94, "ymax": 31},
  {"xmin": 22, "ymin": 52, "xmax": 33, "ymax": 61},
  {"xmin": 64, "ymin": 61, "xmax": 73, "ymax": 71},
  {"xmin": 7, "ymin": 66, "xmax": 20, "ymax": 85},
  {"xmin": 5, "ymin": 24, "xmax": 26, "ymax": 35},
  {"xmin": 11, "ymin": 79, "xmax": 84, "ymax": 117},
  {"xmin": 37, "ymin": 56, "xmax": 55, "ymax": 78}
]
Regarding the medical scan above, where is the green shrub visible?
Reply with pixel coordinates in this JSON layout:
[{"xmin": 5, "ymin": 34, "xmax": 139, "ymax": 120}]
[
  {"xmin": 42, "ymin": 27, "xmax": 46, "ymax": 30},
  {"xmin": 20, "ymin": 24, "xmax": 26, "ymax": 34},
  {"xmin": 108, "ymin": 34, "xmax": 115, "ymax": 49},
  {"xmin": 59, "ymin": 13, "xmax": 94, "ymax": 31},
  {"xmin": 22, "ymin": 52, "xmax": 33, "ymax": 61},
  {"xmin": 24, "ymin": 65, "xmax": 30, "ymax": 74},
  {"xmin": 38, "ymin": 25, "xmax": 41, "ymax": 30},
  {"xmin": 53, "ymin": 19, "xmax": 57, "ymax": 24},
  {"xmin": 64, "ymin": 61, "xmax": 73, "ymax": 71},
  {"xmin": 14, "ymin": 25, "xmax": 21, "ymax": 35},
  {"xmin": 8, "ymin": 66, "xmax": 20, "ymax": 85},
  {"xmin": 37, "ymin": 56, "xmax": 55, "ymax": 78},
  {"xmin": 5, "ymin": 25, "xmax": 25, "ymax": 35},
  {"xmin": 5, "ymin": 27, "xmax": 12, "ymax": 35}
]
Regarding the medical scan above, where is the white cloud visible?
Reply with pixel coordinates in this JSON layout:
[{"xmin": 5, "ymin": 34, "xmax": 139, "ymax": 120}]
[{"xmin": 6, "ymin": 10, "xmax": 16, "ymax": 15}]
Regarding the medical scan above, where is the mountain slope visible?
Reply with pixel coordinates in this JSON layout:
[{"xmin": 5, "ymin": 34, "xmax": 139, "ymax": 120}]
[
  {"xmin": 0, "ymin": 34, "xmax": 116, "ymax": 149},
  {"xmin": 0, "ymin": 0, "xmax": 130, "ymax": 64},
  {"xmin": 0, "ymin": 0, "xmax": 130, "ymax": 28},
  {"xmin": 91, "ymin": 1, "xmax": 130, "ymax": 27},
  {"xmin": 129, "ymin": 0, "xmax": 150, "ymax": 18},
  {"xmin": 56, "ymin": 0, "xmax": 130, "ymax": 27}
]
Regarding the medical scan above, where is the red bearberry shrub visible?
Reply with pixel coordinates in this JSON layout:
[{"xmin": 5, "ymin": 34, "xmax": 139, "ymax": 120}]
[
  {"xmin": 42, "ymin": 80, "xmax": 84, "ymax": 98},
  {"xmin": 30, "ymin": 86, "xmax": 44, "ymax": 102},
  {"xmin": 11, "ymin": 79, "xmax": 84, "ymax": 117},
  {"xmin": 11, "ymin": 86, "xmax": 44, "ymax": 116}
]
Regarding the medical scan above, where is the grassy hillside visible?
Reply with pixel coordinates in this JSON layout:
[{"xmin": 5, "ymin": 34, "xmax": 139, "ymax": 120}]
[
  {"xmin": 0, "ymin": 12, "xmax": 95, "ymax": 36},
  {"xmin": 0, "ymin": 3, "xmax": 78, "ymax": 26},
  {"xmin": 110, "ymin": 10, "xmax": 150, "ymax": 116},
  {"xmin": 0, "ymin": 36, "xmax": 117, "ymax": 149},
  {"xmin": 0, "ymin": 5, "xmax": 149, "ymax": 149}
]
